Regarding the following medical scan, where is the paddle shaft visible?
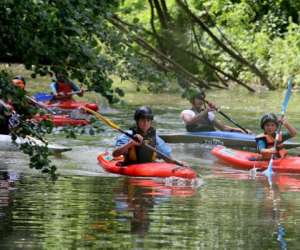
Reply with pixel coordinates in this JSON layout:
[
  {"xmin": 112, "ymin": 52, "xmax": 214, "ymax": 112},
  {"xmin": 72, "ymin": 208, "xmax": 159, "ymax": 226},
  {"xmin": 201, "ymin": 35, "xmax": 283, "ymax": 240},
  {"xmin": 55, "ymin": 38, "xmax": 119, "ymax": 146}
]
[
  {"xmin": 83, "ymin": 107, "xmax": 186, "ymax": 167},
  {"xmin": 203, "ymin": 99, "xmax": 249, "ymax": 133},
  {"xmin": 265, "ymin": 78, "xmax": 293, "ymax": 174}
]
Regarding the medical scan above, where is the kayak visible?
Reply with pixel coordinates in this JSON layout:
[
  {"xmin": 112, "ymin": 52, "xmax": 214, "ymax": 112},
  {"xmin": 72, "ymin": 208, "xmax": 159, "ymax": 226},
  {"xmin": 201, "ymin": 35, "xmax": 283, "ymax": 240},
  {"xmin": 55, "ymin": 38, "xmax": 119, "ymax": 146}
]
[
  {"xmin": 160, "ymin": 131, "xmax": 300, "ymax": 149},
  {"xmin": 0, "ymin": 134, "xmax": 72, "ymax": 154},
  {"xmin": 33, "ymin": 114, "xmax": 89, "ymax": 127},
  {"xmin": 212, "ymin": 145, "xmax": 300, "ymax": 173},
  {"xmin": 97, "ymin": 153, "xmax": 197, "ymax": 179},
  {"xmin": 44, "ymin": 99, "xmax": 98, "ymax": 111}
]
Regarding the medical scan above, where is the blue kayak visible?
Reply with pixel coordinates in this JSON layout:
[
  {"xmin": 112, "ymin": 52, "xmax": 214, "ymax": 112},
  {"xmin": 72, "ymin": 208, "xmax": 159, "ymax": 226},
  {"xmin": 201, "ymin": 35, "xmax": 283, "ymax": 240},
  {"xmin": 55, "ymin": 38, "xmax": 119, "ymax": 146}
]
[{"xmin": 159, "ymin": 131, "xmax": 300, "ymax": 149}]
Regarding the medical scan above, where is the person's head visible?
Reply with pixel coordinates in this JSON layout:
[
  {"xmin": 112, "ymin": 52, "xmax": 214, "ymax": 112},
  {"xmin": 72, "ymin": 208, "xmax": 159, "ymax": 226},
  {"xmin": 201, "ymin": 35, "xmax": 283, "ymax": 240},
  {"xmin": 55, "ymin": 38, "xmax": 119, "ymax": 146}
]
[
  {"xmin": 134, "ymin": 106, "xmax": 154, "ymax": 133},
  {"xmin": 190, "ymin": 91, "xmax": 206, "ymax": 110},
  {"xmin": 260, "ymin": 113, "xmax": 279, "ymax": 134},
  {"xmin": 55, "ymin": 72, "xmax": 68, "ymax": 83},
  {"xmin": 12, "ymin": 76, "xmax": 26, "ymax": 90}
]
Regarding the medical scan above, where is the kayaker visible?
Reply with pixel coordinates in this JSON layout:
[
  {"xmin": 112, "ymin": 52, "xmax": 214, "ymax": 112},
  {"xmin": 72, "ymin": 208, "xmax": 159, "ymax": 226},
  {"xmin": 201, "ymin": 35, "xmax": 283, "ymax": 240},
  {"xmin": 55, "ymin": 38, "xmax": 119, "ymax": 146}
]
[
  {"xmin": 256, "ymin": 113, "xmax": 297, "ymax": 160},
  {"xmin": 50, "ymin": 72, "xmax": 84, "ymax": 101},
  {"xmin": 180, "ymin": 92, "xmax": 246, "ymax": 133},
  {"xmin": 0, "ymin": 76, "xmax": 26, "ymax": 134},
  {"xmin": 12, "ymin": 75, "xmax": 26, "ymax": 90},
  {"xmin": 112, "ymin": 106, "xmax": 172, "ymax": 165}
]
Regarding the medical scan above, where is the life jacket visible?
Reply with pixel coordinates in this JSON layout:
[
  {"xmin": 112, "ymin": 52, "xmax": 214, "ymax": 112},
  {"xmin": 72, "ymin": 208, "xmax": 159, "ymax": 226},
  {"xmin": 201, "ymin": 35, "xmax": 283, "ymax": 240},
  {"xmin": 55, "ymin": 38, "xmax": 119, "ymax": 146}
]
[
  {"xmin": 186, "ymin": 107, "xmax": 215, "ymax": 132},
  {"xmin": 255, "ymin": 133, "xmax": 288, "ymax": 159},
  {"xmin": 124, "ymin": 127, "xmax": 157, "ymax": 165},
  {"xmin": 55, "ymin": 81, "xmax": 73, "ymax": 94}
]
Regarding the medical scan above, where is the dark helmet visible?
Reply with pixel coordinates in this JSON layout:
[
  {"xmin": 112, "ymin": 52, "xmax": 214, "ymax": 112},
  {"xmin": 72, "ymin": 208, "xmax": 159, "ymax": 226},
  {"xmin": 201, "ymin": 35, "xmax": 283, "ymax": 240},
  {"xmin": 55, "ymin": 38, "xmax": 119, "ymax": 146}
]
[
  {"xmin": 260, "ymin": 113, "xmax": 278, "ymax": 129},
  {"xmin": 190, "ymin": 91, "xmax": 206, "ymax": 103},
  {"xmin": 55, "ymin": 72, "xmax": 67, "ymax": 82},
  {"xmin": 134, "ymin": 106, "xmax": 154, "ymax": 121},
  {"xmin": 12, "ymin": 75, "xmax": 26, "ymax": 89}
]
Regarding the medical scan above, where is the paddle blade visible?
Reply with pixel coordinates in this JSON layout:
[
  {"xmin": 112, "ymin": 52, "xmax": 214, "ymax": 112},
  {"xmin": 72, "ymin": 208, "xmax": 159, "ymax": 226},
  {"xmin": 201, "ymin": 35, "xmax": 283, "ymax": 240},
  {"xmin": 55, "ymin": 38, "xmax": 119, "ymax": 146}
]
[
  {"xmin": 83, "ymin": 107, "xmax": 120, "ymax": 130},
  {"xmin": 281, "ymin": 78, "xmax": 293, "ymax": 114},
  {"xmin": 263, "ymin": 158, "xmax": 273, "ymax": 178}
]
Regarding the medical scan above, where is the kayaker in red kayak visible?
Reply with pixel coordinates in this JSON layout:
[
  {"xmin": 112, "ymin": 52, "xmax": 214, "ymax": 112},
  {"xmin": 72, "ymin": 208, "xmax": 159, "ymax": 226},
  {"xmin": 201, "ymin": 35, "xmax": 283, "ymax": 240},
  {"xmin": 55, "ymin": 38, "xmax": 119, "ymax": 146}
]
[
  {"xmin": 12, "ymin": 75, "xmax": 26, "ymax": 90},
  {"xmin": 50, "ymin": 72, "xmax": 84, "ymax": 101},
  {"xmin": 0, "ymin": 76, "xmax": 28, "ymax": 134},
  {"xmin": 180, "ymin": 91, "xmax": 246, "ymax": 133},
  {"xmin": 112, "ymin": 106, "xmax": 172, "ymax": 165},
  {"xmin": 256, "ymin": 113, "xmax": 297, "ymax": 160}
]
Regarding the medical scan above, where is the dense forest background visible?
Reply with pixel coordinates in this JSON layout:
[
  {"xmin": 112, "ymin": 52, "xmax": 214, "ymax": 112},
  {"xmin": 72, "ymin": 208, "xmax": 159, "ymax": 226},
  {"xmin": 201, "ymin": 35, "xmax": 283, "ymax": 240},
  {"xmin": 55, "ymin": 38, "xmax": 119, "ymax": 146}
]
[{"xmin": 2, "ymin": 0, "xmax": 300, "ymax": 98}]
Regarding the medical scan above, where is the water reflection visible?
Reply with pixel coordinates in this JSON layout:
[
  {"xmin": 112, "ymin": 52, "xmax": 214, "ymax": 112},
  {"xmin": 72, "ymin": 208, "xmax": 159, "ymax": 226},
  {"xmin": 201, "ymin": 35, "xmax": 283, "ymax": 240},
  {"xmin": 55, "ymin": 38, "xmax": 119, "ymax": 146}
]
[{"xmin": 115, "ymin": 177, "xmax": 200, "ymax": 237}]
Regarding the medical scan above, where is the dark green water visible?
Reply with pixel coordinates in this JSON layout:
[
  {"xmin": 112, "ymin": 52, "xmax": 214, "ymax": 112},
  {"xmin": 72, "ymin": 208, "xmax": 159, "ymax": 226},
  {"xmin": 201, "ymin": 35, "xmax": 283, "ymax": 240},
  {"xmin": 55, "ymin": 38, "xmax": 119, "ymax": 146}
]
[{"xmin": 1, "ymin": 89, "xmax": 300, "ymax": 249}]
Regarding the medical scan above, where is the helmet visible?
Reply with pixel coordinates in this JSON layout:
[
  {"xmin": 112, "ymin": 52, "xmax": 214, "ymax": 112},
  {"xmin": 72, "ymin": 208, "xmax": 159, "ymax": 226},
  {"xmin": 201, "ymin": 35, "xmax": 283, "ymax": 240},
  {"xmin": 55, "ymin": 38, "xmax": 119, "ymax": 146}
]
[
  {"xmin": 260, "ymin": 113, "xmax": 278, "ymax": 129},
  {"xmin": 190, "ymin": 91, "xmax": 206, "ymax": 103},
  {"xmin": 55, "ymin": 72, "xmax": 67, "ymax": 82},
  {"xmin": 12, "ymin": 76, "xmax": 26, "ymax": 89},
  {"xmin": 134, "ymin": 106, "xmax": 154, "ymax": 121}
]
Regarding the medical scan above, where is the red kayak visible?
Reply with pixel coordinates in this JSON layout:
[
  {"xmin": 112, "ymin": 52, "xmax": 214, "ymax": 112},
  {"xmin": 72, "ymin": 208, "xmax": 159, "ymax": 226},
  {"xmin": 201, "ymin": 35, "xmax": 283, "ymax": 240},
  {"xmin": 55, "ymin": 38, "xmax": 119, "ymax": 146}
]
[
  {"xmin": 45, "ymin": 99, "xmax": 98, "ymax": 111},
  {"xmin": 33, "ymin": 114, "xmax": 89, "ymax": 127},
  {"xmin": 98, "ymin": 153, "xmax": 197, "ymax": 179},
  {"xmin": 212, "ymin": 145, "xmax": 300, "ymax": 173}
]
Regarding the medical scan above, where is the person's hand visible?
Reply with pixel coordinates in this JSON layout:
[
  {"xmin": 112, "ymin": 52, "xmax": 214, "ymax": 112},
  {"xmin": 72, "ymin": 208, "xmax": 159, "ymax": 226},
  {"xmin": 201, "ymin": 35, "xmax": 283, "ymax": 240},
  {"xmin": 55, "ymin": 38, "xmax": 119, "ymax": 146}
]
[
  {"xmin": 130, "ymin": 134, "xmax": 143, "ymax": 146},
  {"xmin": 267, "ymin": 147, "xmax": 277, "ymax": 154},
  {"xmin": 278, "ymin": 117, "xmax": 288, "ymax": 126},
  {"xmin": 78, "ymin": 87, "xmax": 84, "ymax": 97},
  {"xmin": 207, "ymin": 101, "xmax": 217, "ymax": 111},
  {"xmin": 178, "ymin": 161, "xmax": 190, "ymax": 168}
]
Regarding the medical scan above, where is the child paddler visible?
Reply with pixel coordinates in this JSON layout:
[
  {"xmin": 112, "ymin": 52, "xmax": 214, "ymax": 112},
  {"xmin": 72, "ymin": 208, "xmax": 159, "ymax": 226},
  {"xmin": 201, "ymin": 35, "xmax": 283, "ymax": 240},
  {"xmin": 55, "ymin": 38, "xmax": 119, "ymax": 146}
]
[
  {"xmin": 180, "ymin": 92, "xmax": 246, "ymax": 133},
  {"xmin": 112, "ymin": 106, "xmax": 172, "ymax": 165},
  {"xmin": 256, "ymin": 113, "xmax": 297, "ymax": 160},
  {"xmin": 50, "ymin": 72, "xmax": 84, "ymax": 101}
]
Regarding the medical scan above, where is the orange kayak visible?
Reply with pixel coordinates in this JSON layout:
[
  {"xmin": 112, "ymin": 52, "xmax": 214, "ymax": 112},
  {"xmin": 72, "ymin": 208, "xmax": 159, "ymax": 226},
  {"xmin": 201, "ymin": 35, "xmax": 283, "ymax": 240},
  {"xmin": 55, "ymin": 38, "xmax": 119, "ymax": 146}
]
[
  {"xmin": 212, "ymin": 145, "xmax": 300, "ymax": 173},
  {"xmin": 98, "ymin": 153, "xmax": 197, "ymax": 179}
]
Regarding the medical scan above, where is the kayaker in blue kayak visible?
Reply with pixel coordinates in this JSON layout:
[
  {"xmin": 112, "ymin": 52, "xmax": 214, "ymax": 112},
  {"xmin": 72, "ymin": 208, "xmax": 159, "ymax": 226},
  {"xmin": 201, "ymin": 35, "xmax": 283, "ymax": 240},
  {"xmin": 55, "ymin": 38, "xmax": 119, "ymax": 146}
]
[
  {"xmin": 112, "ymin": 106, "xmax": 172, "ymax": 165},
  {"xmin": 50, "ymin": 72, "xmax": 84, "ymax": 101},
  {"xmin": 256, "ymin": 113, "xmax": 297, "ymax": 160},
  {"xmin": 180, "ymin": 92, "xmax": 246, "ymax": 133}
]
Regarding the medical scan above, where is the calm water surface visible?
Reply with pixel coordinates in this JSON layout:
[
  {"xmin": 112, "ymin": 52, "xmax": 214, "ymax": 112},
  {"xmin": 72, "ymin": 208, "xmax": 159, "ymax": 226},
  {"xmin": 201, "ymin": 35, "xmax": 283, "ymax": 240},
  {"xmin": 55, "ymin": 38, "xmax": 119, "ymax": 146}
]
[{"xmin": 1, "ymin": 89, "xmax": 300, "ymax": 249}]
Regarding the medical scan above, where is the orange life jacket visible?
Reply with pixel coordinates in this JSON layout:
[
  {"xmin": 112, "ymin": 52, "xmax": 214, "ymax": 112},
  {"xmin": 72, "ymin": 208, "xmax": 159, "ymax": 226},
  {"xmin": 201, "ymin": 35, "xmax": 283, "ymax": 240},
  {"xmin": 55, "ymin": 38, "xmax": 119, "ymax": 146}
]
[{"xmin": 256, "ymin": 133, "xmax": 288, "ymax": 159}]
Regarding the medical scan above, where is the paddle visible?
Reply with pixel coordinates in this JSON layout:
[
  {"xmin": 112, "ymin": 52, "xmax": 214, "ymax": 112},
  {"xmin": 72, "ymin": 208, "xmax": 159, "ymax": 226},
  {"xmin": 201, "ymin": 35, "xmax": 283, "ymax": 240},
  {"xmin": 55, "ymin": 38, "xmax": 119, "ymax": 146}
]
[
  {"xmin": 83, "ymin": 107, "xmax": 188, "ymax": 168},
  {"xmin": 263, "ymin": 78, "xmax": 293, "ymax": 178},
  {"xmin": 202, "ymin": 98, "xmax": 249, "ymax": 134}
]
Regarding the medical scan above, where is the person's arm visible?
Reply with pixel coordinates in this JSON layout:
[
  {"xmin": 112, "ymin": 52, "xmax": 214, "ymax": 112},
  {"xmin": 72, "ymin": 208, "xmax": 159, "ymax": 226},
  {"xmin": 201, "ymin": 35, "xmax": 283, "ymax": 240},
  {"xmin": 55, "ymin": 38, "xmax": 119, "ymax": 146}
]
[
  {"xmin": 282, "ymin": 118, "xmax": 297, "ymax": 138},
  {"xmin": 181, "ymin": 109, "xmax": 211, "ymax": 125},
  {"xmin": 70, "ymin": 81, "xmax": 83, "ymax": 97},
  {"xmin": 112, "ymin": 133, "xmax": 142, "ymax": 157},
  {"xmin": 156, "ymin": 136, "xmax": 172, "ymax": 158},
  {"xmin": 213, "ymin": 119, "xmax": 248, "ymax": 133},
  {"xmin": 50, "ymin": 82, "xmax": 58, "ymax": 95}
]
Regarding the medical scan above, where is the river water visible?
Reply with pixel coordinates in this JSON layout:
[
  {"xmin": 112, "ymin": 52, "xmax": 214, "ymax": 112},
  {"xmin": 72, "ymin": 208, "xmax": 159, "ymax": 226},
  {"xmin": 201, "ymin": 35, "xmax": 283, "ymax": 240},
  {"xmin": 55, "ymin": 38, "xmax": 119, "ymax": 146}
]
[{"xmin": 1, "ymin": 88, "xmax": 300, "ymax": 249}]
